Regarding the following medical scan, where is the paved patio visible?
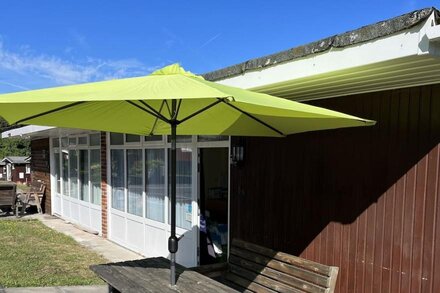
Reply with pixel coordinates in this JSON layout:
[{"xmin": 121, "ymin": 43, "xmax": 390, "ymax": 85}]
[
  {"xmin": 35, "ymin": 214, "xmax": 142, "ymax": 262},
  {"xmin": 0, "ymin": 285, "xmax": 108, "ymax": 293}
]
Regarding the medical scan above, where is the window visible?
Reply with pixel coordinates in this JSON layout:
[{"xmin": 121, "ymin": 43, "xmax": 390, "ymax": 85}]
[
  {"xmin": 110, "ymin": 133, "xmax": 124, "ymax": 145},
  {"xmin": 145, "ymin": 135, "xmax": 162, "ymax": 142},
  {"xmin": 127, "ymin": 149, "xmax": 143, "ymax": 216},
  {"xmin": 62, "ymin": 151, "xmax": 69, "ymax": 196},
  {"xmin": 169, "ymin": 147, "xmax": 192, "ymax": 230},
  {"xmin": 61, "ymin": 137, "xmax": 68, "ymax": 148},
  {"xmin": 53, "ymin": 149, "xmax": 61, "ymax": 193},
  {"xmin": 126, "ymin": 134, "xmax": 141, "ymax": 143},
  {"xmin": 79, "ymin": 150, "xmax": 89, "ymax": 202},
  {"xmin": 52, "ymin": 138, "xmax": 60, "ymax": 147},
  {"xmin": 69, "ymin": 150, "xmax": 78, "ymax": 198},
  {"xmin": 78, "ymin": 136, "xmax": 88, "ymax": 145},
  {"xmin": 146, "ymin": 149, "xmax": 165, "ymax": 222},
  {"xmin": 25, "ymin": 164, "xmax": 31, "ymax": 174},
  {"xmin": 111, "ymin": 149, "xmax": 125, "ymax": 211},
  {"xmin": 167, "ymin": 135, "xmax": 192, "ymax": 143},
  {"xmin": 69, "ymin": 137, "xmax": 77, "ymax": 146},
  {"xmin": 90, "ymin": 149, "xmax": 101, "ymax": 205},
  {"xmin": 89, "ymin": 133, "xmax": 101, "ymax": 146},
  {"xmin": 197, "ymin": 135, "xmax": 228, "ymax": 142},
  {"xmin": 56, "ymin": 134, "xmax": 101, "ymax": 202}
]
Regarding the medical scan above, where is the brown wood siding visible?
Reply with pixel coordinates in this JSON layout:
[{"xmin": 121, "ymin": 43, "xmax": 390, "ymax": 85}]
[
  {"xmin": 230, "ymin": 84, "xmax": 440, "ymax": 293},
  {"xmin": 31, "ymin": 138, "xmax": 50, "ymax": 214}
]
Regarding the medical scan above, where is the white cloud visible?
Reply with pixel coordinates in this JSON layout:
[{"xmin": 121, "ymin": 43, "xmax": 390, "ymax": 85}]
[{"xmin": 0, "ymin": 40, "xmax": 160, "ymax": 87}]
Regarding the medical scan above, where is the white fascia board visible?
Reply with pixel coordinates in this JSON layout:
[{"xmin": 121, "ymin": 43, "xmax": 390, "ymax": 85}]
[
  {"xmin": 217, "ymin": 12, "xmax": 439, "ymax": 91},
  {"xmin": 1, "ymin": 125, "xmax": 54, "ymax": 139}
]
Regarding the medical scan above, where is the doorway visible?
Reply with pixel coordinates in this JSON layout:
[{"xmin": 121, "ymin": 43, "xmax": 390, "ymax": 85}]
[{"xmin": 198, "ymin": 147, "xmax": 229, "ymax": 265}]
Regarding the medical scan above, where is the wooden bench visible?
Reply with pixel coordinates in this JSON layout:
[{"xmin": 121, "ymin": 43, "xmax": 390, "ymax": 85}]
[
  {"xmin": 91, "ymin": 240, "xmax": 338, "ymax": 293},
  {"xmin": 17, "ymin": 181, "xmax": 46, "ymax": 214},
  {"xmin": 0, "ymin": 182, "xmax": 17, "ymax": 216},
  {"xmin": 194, "ymin": 239, "xmax": 339, "ymax": 293}
]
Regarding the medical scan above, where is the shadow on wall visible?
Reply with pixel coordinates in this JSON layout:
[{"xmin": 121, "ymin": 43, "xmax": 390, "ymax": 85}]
[{"xmin": 230, "ymin": 85, "xmax": 440, "ymax": 257}]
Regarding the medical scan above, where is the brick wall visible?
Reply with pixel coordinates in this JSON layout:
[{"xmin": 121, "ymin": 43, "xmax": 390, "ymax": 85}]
[
  {"xmin": 30, "ymin": 138, "xmax": 51, "ymax": 214},
  {"xmin": 100, "ymin": 132, "xmax": 108, "ymax": 238}
]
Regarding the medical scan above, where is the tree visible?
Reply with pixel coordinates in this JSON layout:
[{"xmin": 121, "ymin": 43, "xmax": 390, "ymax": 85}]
[
  {"xmin": 0, "ymin": 116, "xmax": 8, "ymax": 130},
  {"xmin": 0, "ymin": 116, "xmax": 31, "ymax": 159}
]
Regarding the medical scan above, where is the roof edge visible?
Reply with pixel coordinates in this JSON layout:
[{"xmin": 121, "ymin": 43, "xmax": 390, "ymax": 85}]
[{"xmin": 203, "ymin": 7, "xmax": 439, "ymax": 82}]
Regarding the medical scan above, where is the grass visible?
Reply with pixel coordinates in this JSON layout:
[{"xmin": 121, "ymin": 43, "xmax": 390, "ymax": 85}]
[
  {"xmin": 0, "ymin": 219, "xmax": 106, "ymax": 288},
  {"xmin": 16, "ymin": 183, "xmax": 31, "ymax": 193}
]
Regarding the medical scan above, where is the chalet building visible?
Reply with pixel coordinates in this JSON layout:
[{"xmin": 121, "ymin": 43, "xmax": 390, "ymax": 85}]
[
  {"xmin": 2, "ymin": 7, "xmax": 440, "ymax": 293},
  {"xmin": 0, "ymin": 156, "xmax": 31, "ymax": 184},
  {"xmin": 0, "ymin": 161, "xmax": 6, "ymax": 180}
]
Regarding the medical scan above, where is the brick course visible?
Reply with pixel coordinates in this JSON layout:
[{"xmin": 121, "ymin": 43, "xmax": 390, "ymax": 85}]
[{"xmin": 100, "ymin": 132, "xmax": 108, "ymax": 238}]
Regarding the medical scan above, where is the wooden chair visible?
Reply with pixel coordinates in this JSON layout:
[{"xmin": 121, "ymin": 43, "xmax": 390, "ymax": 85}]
[
  {"xmin": 18, "ymin": 181, "xmax": 46, "ymax": 214},
  {"xmin": 193, "ymin": 239, "xmax": 339, "ymax": 293},
  {"xmin": 0, "ymin": 182, "xmax": 17, "ymax": 216}
]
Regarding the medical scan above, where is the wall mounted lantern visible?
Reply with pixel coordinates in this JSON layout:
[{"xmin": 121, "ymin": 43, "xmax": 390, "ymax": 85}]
[{"xmin": 230, "ymin": 145, "xmax": 244, "ymax": 166}]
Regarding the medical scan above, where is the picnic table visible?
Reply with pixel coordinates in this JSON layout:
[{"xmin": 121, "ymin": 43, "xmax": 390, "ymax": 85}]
[{"xmin": 90, "ymin": 257, "xmax": 237, "ymax": 293}]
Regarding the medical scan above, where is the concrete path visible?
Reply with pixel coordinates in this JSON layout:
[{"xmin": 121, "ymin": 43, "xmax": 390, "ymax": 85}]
[
  {"xmin": 36, "ymin": 214, "xmax": 143, "ymax": 262},
  {"xmin": 0, "ymin": 285, "xmax": 108, "ymax": 293}
]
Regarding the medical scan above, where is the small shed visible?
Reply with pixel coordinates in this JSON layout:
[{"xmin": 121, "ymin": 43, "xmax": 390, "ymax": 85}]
[{"xmin": 0, "ymin": 156, "xmax": 31, "ymax": 184}]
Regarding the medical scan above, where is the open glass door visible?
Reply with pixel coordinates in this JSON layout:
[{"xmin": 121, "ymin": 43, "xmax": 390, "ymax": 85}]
[{"xmin": 198, "ymin": 147, "xmax": 229, "ymax": 265}]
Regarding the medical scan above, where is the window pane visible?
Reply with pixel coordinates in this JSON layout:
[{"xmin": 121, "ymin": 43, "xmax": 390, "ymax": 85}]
[
  {"xmin": 61, "ymin": 137, "xmax": 68, "ymax": 148},
  {"xmin": 79, "ymin": 150, "xmax": 89, "ymax": 202},
  {"xmin": 89, "ymin": 133, "xmax": 101, "ymax": 146},
  {"xmin": 90, "ymin": 149, "xmax": 101, "ymax": 205},
  {"xmin": 53, "ymin": 149, "xmax": 61, "ymax": 193},
  {"xmin": 52, "ymin": 138, "xmax": 60, "ymax": 147},
  {"xmin": 69, "ymin": 137, "xmax": 77, "ymax": 146},
  {"xmin": 78, "ymin": 136, "xmax": 87, "ymax": 145},
  {"xmin": 126, "ymin": 134, "xmax": 140, "ymax": 143},
  {"xmin": 169, "ymin": 147, "xmax": 192, "ymax": 230},
  {"xmin": 167, "ymin": 135, "xmax": 192, "ymax": 143},
  {"xmin": 111, "ymin": 149, "xmax": 125, "ymax": 211},
  {"xmin": 197, "ymin": 135, "xmax": 228, "ymax": 142},
  {"xmin": 62, "ymin": 151, "xmax": 69, "ymax": 196},
  {"xmin": 110, "ymin": 133, "xmax": 124, "ymax": 145},
  {"xmin": 145, "ymin": 135, "xmax": 162, "ymax": 142},
  {"xmin": 69, "ymin": 150, "xmax": 78, "ymax": 198},
  {"xmin": 146, "ymin": 149, "xmax": 165, "ymax": 222},
  {"xmin": 127, "ymin": 149, "xmax": 143, "ymax": 216}
]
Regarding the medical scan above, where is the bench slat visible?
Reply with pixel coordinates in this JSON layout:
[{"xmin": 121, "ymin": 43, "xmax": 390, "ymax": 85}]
[
  {"xmin": 229, "ymin": 264, "xmax": 303, "ymax": 293},
  {"xmin": 225, "ymin": 271, "xmax": 278, "ymax": 293},
  {"xmin": 229, "ymin": 255, "xmax": 327, "ymax": 293},
  {"xmin": 233, "ymin": 239, "xmax": 332, "ymax": 276},
  {"xmin": 230, "ymin": 246, "xmax": 330, "ymax": 287}
]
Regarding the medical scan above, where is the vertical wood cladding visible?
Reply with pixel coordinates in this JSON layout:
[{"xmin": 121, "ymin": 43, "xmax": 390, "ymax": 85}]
[
  {"xmin": 30, "ymin": 138, "xmax": 50, "ymax": 214},
  {"xmin": 230, "ymin": 84, "xmax": 440, "ymax": 293}
]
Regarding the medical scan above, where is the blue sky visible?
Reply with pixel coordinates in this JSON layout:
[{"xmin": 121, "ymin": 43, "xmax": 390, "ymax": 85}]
[{"xmin": 0, "ymin": 0, "xmax": 436, "ymax": 93}]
